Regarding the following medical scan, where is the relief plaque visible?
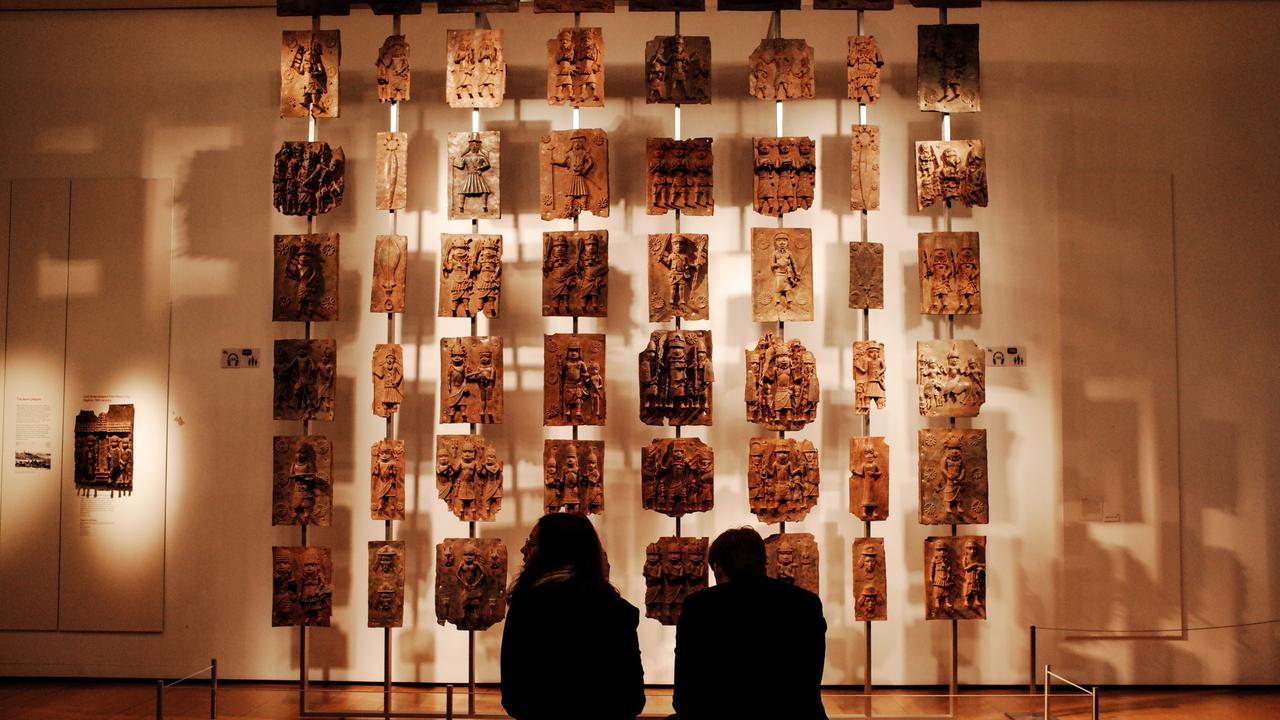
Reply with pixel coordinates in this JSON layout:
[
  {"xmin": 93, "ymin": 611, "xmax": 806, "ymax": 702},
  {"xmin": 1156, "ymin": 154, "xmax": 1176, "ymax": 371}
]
[
  {"xmin": 437, "ymin": 0, "xmax": 519, "ymax": 12},
  {"xmin": 371, "ymin": 234, "xmax": 407, "ymax": 313},
  {"xmin": 639, "ymin": 330, "xmax": 713, "ymax": 427},
  {"xmin": 369, "ymin": 541, "xmax": 405, "ymax": 629},
  {"xmin": 916, "ymin": 140, "xmax": 987, "ymax": 210},
  {"xmin": 919, "ymin": 428, "xmax": 988, "ymax": 525},
  {"xmin": 853, "ymin": 537, "xmax": 888, "ymax": 621},
  {"xmin": 747, "ymin": 437, "xmax": 819, "ymax": 523},
  {"xmin": 436, "ymin": 539, "xmax": 507, "ymax": 631},
  {"xmin": 647, "ymin": 138, "xmax": 713, "ymax": 215},
  {"xmin": 542, "ymin": 231, "xmax": 608, "ymax": 318},
  {"xmin": 848, "ymin": 436, "xmax": 888, "ymax": 521},
  {"xmin": 631, "ymin": 0, "xmax": 705, "ymax": 9},
  {"xmin": 642, "ymin": 438, "xmax": 713, "ymax": 517},
  {"xmin": 751, "ymin": 227, "xmax": 814, "ymax": 322},
  {"xmin": 925, "ymin": 536, "xmax": 986, "ymax": 620},
  {"xmin": 274, "ymin": 339, "xmax": 336, "ymax": 421},
  {"xmin": 753, "ymin": 137, "xmax": 815, "ymax": 216},
  {"xmin": 544, "ymin": 334, "xmax": 606, "ymax": 426},
  {"xmin": 547, "ymin": 28, "xmax": 605, "ymax": 107},
  {"xmin": 852, "ymin": 340, "xmax": 887, "ymax": 415},
  {"xmin": 745, "ymin": 333, "xmax": 819, "ymax": 431},
  {"xmin": 645, "ymin": 36, "xmax": 710, "ymax": 105},
  {"xmin": 536, "ymin": 0, "xmax": 614, "ymax": 11},
  {"xmin": 370, "ymin": 438, "xmax": 407, "ymax": 521},
  {"xmin": 919, "ymin": 232, "xmax": 981, "ymax": 315},
  {"xmin": 368, "ymin": 1, "xmax": 423, "ymax": 14},
  {"xmin": 543, "ymin": 439, "xmax": 605, "ymax": 515},
  {"xmin": 850, "ymin": 125, "xmax": 880, "ymax": 211},
  {"xmin": 648, "ymin": 234, "xmax": 709, "ymax": 322},
  {"xmin": 448, "ymin": 131, "xmax": 500, "ymax": 220},
  {"xmin": 816, "ymin": 0, "xmax": 894, "ymax": 10},
  {"xmin": 281, "ymin": 30, "xmax": 340, "ymax": 118},
  {"xmin": 376, "ymin": 34, "xmax": 410, "ymax": 103},
  {"xmin": 539, "ymin": 129, "xmax": 609, "ymax": 220},
  {"xmin": 273, "ymin": 141, "xmax": 345, "ymax": 217},
  {"xmin": 437, "ymin": 434, "xmax": 503, "ymax": 522},
  {"xmin": 376, "ymin": 132, "xmax": 407, "ymax": 211},
  {"xmin": 272, "ymin": 546, "xmax": 332, "ymax": 627},
  {"xmin": 848, "ymin": 242, "xmax": 884, "ymax": 310},
  {"xmin": 748, "ymin": 39, "xmax": 814, "ymax": 100},
  {"xmin": 440, "ymin": 234, "xmax": 503, "ymax": 318},
  {"xmin": 847, "ymin": 36, "xmax": 884, "ymax": 104},
  {"xmin": 74, "ymin": 404, "xmax": 134, "ymax": 496},
  {"xmin": 643, "ymin": 537, "xmax": 708, "ymax": 625},
  {"xmin": 372, "ymin": 344, "xmax": 404, "ymax": 418},
  {"xmin": 447, "ymin": 29, "xmax": 505, "ymax": 109},
  {"xmin": 274, "ymin": 234, "xmax": 338, "ymax": 323},
  {"xmin": 272, "ymin": 435, "xmax": 332, "ymax": 526},
  {"xmin": 918, "ymin": 24, "xmax": 980, "ymax": 113},
  {"xmin": 720, "ymin": 0, "xmax": 801, "ymax": 10},
  {"xmin": 916, "ymin": 340, "xmax": 985, "ymax": 417},
  {"xmin": 440, "ymin": 336, "xmax": 503, "ymax": 425},
  {"xmin": 277, "ymin": 1, "xmax": 350, "ymax": 15},
  {"xmin": 765, "ymin": 532, "xmax": 819, "ymax": 594}
]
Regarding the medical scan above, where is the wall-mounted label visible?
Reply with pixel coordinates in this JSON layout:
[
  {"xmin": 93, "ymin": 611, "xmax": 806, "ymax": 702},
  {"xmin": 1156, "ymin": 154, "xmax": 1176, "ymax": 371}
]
[{"xmin": 221, "ymin": 348, "xmax": 261, "ymax": 369}]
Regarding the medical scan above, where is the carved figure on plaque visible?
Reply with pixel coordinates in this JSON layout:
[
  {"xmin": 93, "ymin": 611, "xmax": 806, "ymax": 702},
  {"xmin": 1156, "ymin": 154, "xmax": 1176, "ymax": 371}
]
[
  {"xmin": 376, "ymin": 132, "xmax": 407, "ymax": 211},
  {"xmin": 750, "ymin": 228, "xmax": 813, "ymax": 322},
  {"xmin": 544, "ymin": 334, "xmax": 606, "ymax": 426},
  {"xmin": 919, "ymin": 232, "xmax": 981, "ymax": 314},
  {"xmin": 370, "ymin": 439, "xmax": 406, "ymax": 521},
  {"xmin": 848, "ymin": 436, "xmax": 888, "ymax": 521},
  {"xmin": 643, "ymin": 537, "xmax": 708, "ymax": 625},
  {"xmin": 447, "ymin": 30, "xmax": 505, "ymax": 109},
  {"xmin": 918, "ymin": 24, "xmax": 980, "ymax": 113},
  {"xmin": 748, "ymin": 39, "xmax": 814, "ymax": 101},
  {"xmin": 440, "ymin": 234, "xmax": 503, "ymax": 318},
  {"xmin": 852, "ymin": 341, "xmax": 887, "ymax": 415},
  {"xmin": 280, "ymin": 30, "xmax": 340, "ymax": 118},
  {"xmin": 647, "ymin": 138, "xmax": 713, "ymax": 216},
  {"xmin": 438, "ymin": 0, "xmax": 519, "ymax": 12},
  {"xmin": 916, "ymin": 340, "xmax": 985, "ymax": 417},
  {"xmin": 645, "ymin": 35, "xmax": 710, "ymax": 105},
  {"xmin": 273, "ymin": 141, "xmax": 345, "ymax": 217},
  {"xmin": 745, "ymin": 333, "xmax": 819, "ymax": 431},
  {"xmin": 73, "ymin": 404, "xmax": 134, "ymax": 496},
  {"xmin": 916, "ymin": 140, "xmax": 987, "ymax": 210},
  {"xmin": 272, "ymin": 546, "xmax": 332, "ymax": 627},
  {"xmin": 847, "ymin": 36, "xmax": 884, "ymax": 104},
  {"xmin": 440, "ymin": 336, "xmax": 504, "ymax": 425},
  {"xmin": 853, "ymin": 537, "xmax": 888, "ymax": 621},
  {"xmin": 437, "ymin": 435, "xmax": 503, "ymax": 521},
  {"xmin": 919, "ymin": 428, "xmax": 988, "ymax": 525},
  {"xmin": 543, "ymin": 440, "xmax": 605, "ymax": 515},
  {"xmin": 639, "ymin": 330, "xmax": 713, "ymax": 427},
  {"xmin": 747, "ymin": 437, "xmax": 819, "ymax": 522},
  {"xmin": 765, "ymin": 532, "xmax": 818, "ymax": 594},
  {"xmin": 546, "ymin": 28, "xmax": 604, "ymax": 107},
  {"xmin": 369, "ymin": 541, "xmax": 405, "ymax": 628},
  {"xmin": 848, "ymin": 242, "xmax": 884, "ymax": 310},
  {"xmin": 642, "ymin": 438, "xmax": 713, "ymax": 517},
  {"xmin": 925, "ymin": 536, "xmax": 985, "ymax": 620},
  {"xmin": 376, "ymin": 34, "xmax": 410, "ymax": 103},
  {"xmin": 540, "ymin": 129, "xmax": 609, "ymax": 220},
  {"xmin": 436, "ymin": 539, "xmax": 507, "ymax": 630},
  {"xmin": 371, "ymin": 344, "xmax": 404, "ymax": 418},
  {"xmin": 753, "ymin": 137, "xmax": 816, "ymax": 216},
  {"xmin": 371, "ymin": 234, "xmax": 407, "ymax": 313},
  {"xmin": 648, "ymin": 233, "xmax": 709, "ymax": 321},
  {"xmin": 447, "ymin": 131, "xmax": 500, "ymax": 220},
  {"xmin": 542, "ymin": 232, "xmax": 608, "ymax": 317},
  {"xmin": 272, "ymin": 435, "xmax": 332, "ymax": 526},
  {"xmin": 850, "ymin": 124, "xmax": 880, "ymax": 211},
  {"xmin": 274, "ymin": 339, "xmax": 336, "ymax": 421},
  {"xmin": 273, "ymin": 233, "xmax": 338, "ymax": 322}
]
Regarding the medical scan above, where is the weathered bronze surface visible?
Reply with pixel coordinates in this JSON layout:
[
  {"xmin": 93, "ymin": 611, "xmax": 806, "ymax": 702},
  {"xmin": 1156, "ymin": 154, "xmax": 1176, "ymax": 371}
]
[
  {"xmin": 924, "ymin": 535, "xmax": 986, "ymax": 620},
  {"xmin": 272, "ymin": 435, "xmax": 332, "ymax": 526},
  {"xmin": 448, "ymin": 30, "xmax": 505, "ymax": 109},
  {"xmin": 639, "ymin": 330, "xmax": 713, "ymax": 427},
  {"xmin": 765, "ymin": 532, "xmax": 819, "ymax": 594},
  {"xmin": 643, "ymin": 537, "xmax": 708, "ymax": 625},
  {"xmin": 543, "ymin": 439, "xmax": 605, "ymax": 515},
  {"xmin": 648, "ymin": 233, "xmax": 709, "ymax": 321},
  {"xmin": 848, "ymin": 436, "xmax": 888, "ymax": 521},
  {"xmin": 631, "ymin": 0, "xmax": 704, "ymax": 9},
  {"xmin": 642, "ymin": 438, "xmax": 713, "ymax": 517},
  {"xmin": 853, "ymin": 537, "xmax": 888, "ymax": 621},
  {"xmin": 544, "ymin": 334, "xmax": 606, "ymax": 426},
  {"xmin": 371, "ymin": 234, "xmax": 407, "ymax": 313},
  {"xmin": 376, "ymin": 34, "xmax": 410, "ymax": 103},
  {"xmin": 542, "ymin": 231, "xmax": 608, "ymax": 318},
  {"xmin": 277, "ymin": 1, "xmax": 350, "ymax": 15},
  {"xmin": 73, "ymin": 404, "xmax": 134, "ymax": 496},
  {"xmin": 438, "ymin": 0, "xmax": 518, "ymax": 12},
  {"xmin": 437, "ymin": 434, "xmax": 503, "ymax": 521},
  {"xmin": 850, "ymin": 124, "xmax": 880, "ymax": 211},
  {"xmin": 436, "ymin": 539, "xmax": 507, "ymax": 631},
  {"xmin": 272, "ymin": 546, "xmax": 332, "ymax": 627},
  {"xmin": 368, "ymin": 541, "xmax": 405, "ymax": 629},
  {"xmin": 274, "ymin": 339, "xmax": 336, "ymax": 421},
  {"xmin": 919, "ymin": 232, "xmax": 981, "ymax": 315},
  {"xmin": 547, "ymin": 28, "xmax": 605, "ymax": 106},
  {"xmin": 916, "ymin": 140, "xmax": 987, "ymax": 210},
  {"xmin": 376, "ymin": 132, "xmax": 407, "ymax": 211},
  {"xmin": 754, "ymin": 137, "xmax": 815, "ymax": 216},
  {"xmin": 848, "ymin": 242, "xmax": 884, "ymax": 310},
  {"xmin": 645, "ymin": 36, "xmax": 710, "ymax": 105},
  {"xmin": 647, "ymin": 138, "xmax": 713, "ymax": 215},
  {"xmin": 747, "ymin": 437, "xmax": 819, "ymax": 522},
  {"xmin": 847, "ymin": 36, "xmax": 884, "ymax": 104},
  {"xmin": 273, "ymin": 234, "xmax": 338, "ymax": 323},
  {"xmin": 853, "ymin": 340, "xmax": 887, "ymax": 415},
  {"xmin": 370, "ymin": 439, "xmax": 406, "ymax": 521},
  {"xmin": 816, "ymin": 0, "xmax": 893, "ymax": 9},
  {"xmin": 273, "ymin": 142, "xmax": 345, "ymax": 217},
  {"xmin": 916, "ymin": 339, "xmax": 985, "ymax": 417},
  {"xmin": 720, "ymin": 0, "xmax": 800, "ymax": 10},
  {"xmin": 536, "ymin": 0, "xmax": 614, "ymax": 11},
  {"xmin": 372, "ymin": 344, "xmax": 404, "ymax": 419},
  {"xmin": 540, "ymin": 129, "xmax": 609, "ymax": 220},
  {"xmin": 748, "ymin": 39, "xmax": 813, "ymax": 100},
  {"xmin": 440, "ymin": 336, "xmax": 503, "ymax": 425},
  {"xmin": 281, "ymin": 30, "xmax": 340, "ymax": 118},
  {"xmin": 918, "ymin": 24, "xmax": 980, "ymax": 113},
  {"xmin": 919, "ymin": 428, "xmax": 988, "ymax": 525},
  {"xmin": 440, "ymin": 234, "xmax": 502, "ymax": 318},
  {"xmin": 751, "ymin": 227, "xmax": 814, "ymax": 322},
  {"xmin": 449, "ymin": 131, "xmax": 500, "ymax": 220},
  {"xmin": 745, "ymin": 333, "xmax": 819, "ymax": 431}
]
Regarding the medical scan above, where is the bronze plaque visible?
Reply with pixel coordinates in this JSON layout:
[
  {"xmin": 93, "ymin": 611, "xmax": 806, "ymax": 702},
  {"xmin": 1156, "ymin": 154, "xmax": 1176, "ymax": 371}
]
[
  {"xmin": 916, "ymin": 139, "xmax": 987, "ymax": 210},
  {"xmin": 448, "ymin": 131, "xmax": 500, "ymax": 220},
  {"xmin": 918, "ymin": 24, "xmax": 980, "ymax": 113},
  {"xmin": 924, "ymin": 536, "xmax": 986, "ymax": 620},
  {"xmin": 277, "ymin": 1, "xmax": 350, "ymax": 15},
  {"xmin": 539, "ymin": 129, "xmax": 609, "ymax": 220},
  {"xmin": 745, "ymin": 333, "xmax": 819, "ymax": 431},
  {"xmin": 642, "ymin": 438, "xmax": 713, "ymax": 517},
  {"xmin": 748, "ymin": 39, "xmax": 813, "ymax": 100},
  {"xmin": 852, "ymin": 340, "xmax": 886, "ymax": 415},
  {"xmin": 631, "ymin": 0, "xmax": 704, "ymax": 9},
  {"xmin": 437, "ymin": 434, "xmax": 503, "ymax": 522},
  {"xmin": 273, "ymin": 141, "xmax": 345, "ymax": 217},
  {"xmin": 272, "ymin": 435, "xmax": 332, "ymax": 526},
  {"xmin": 643, "ymin": 536, "xmax": 708, "ymax": 626},
  {"xmin": 542, "ymin": 231, "xmax": 608, "ymax": 318},
  {"xmin": 73, "ymin": 404, "xmax": 134, "ymax": 496},
  {"xmin": 543, "ymin": 439, "xmax": 605, "ymax": 515},
  {"xmin": 371, "ymin": 234, "xmax": 407, "ymax": 313},
  {"xmin": 751, "ymin": 227, "xmax": 813, "ymax": 322},
  {"xmin": 280, "ymin": 30, "xmax": 340, "ymax": 118},
  {"xmin": 544, "ymin": 333, "xmax": 606, "ymax": 426},
  {"xmin": 536, "ymin": 0, "xmax": 614, "ymax": 11},
  {"xmin": 848, "ymin": 242, "xmax": 884, "ymax": 310},
  {"xmin": 765, "ymin": 532, "xmax": 819, "ymax": 594},
  {"xmin": 747, "ymin": 437, "xmax": 819, "ymax": 523},
  {"xmin": 547, "ymin": 28, "xmax": 605, "ymax": 107},
  {"xmin": 274, "ymin": 339, "xmax": 336, "ymax": 421},
  {"xmin": 919, "ymin": 231, "xmax": 981, "ymax": 315},
  {"xmin": 816, "ymin": 0, "xmax": 893, "ymax": 8},
  {"xmin": 850, "ymin": 124, "xmax": 880, "ymax": 211},
  {"xmin": 647, "ymin": 138, "xmax": 713, "ymax": 216},
  {"xmin": 438, "ymin": 0, "xmax": 518, "ymax": 11},
  {"xmin": 440, "ymin": 234, "xmax": 503, "ymax": 319},
  {"xmin": 376, "ymin": 34, "xmax": 410, "ymax": 103},
  {"xmin": 853, "ymin": 537, "xmax": 887, "ymax": 621},
  {"xmin": 648, "ymin": 233, "xmax": 709, "ymax": 321},
  {"xmin": 447, "ymin": 29, "xmax": 505, "ymax": 109},
  {"xmin": 369, "ymin": 1, "xmax": 423, "ymax": 13},
  {"xmin": 754, "ymin": 137, "xmax": 815, "ymax": 216},
  {"xmin": 916, "ymin": 339, "xmax": 985, "ymax": 417},
  {"xmin": 274, "ymin": 233, "xmax": 339, "ymax": 322},
  {"xmin": 848, "ymin": 436, "xmax": 888, "ymax": 521},
  {"xmin": 440, "ymin": 336, "xmax": 503, "ymax": 425},
  {"xmin": 272, "ymin": 546, "xmax": 332, "ymax": 627},
  {"xmin": 639, "ymin": 330, "xmax": 712, "ymax": 427},
  {"xmin": 376, "ymin": 132, "xmax": 407, "ymax": 211},
  {"xmin": 370, "ymin": 438, "xmax": 407, "ymax": 521},
  {"xmin": 435, "ymin": 539, "xmax": 507, "ymax": 631},
  {"xmin": 919, "ymin": 428, "xmax": 988, "ymax": 525},
  {"xmin": 368, "ymin": 541, "xmax": 405, "ymax": 629},
  {"xmin": 720, "ymin": 0, "xmax": 800, "ymax": 9},
  {"xmin": 848, "ymin": 36, "xmax": 884, "ymax": 104},
  {"xmin": 645, "ymin": 36, "xmax": 710, "ymax": 105},
  {"xmin": 372, "ymin": 343, "xmax": 404, "ymax": 419}
]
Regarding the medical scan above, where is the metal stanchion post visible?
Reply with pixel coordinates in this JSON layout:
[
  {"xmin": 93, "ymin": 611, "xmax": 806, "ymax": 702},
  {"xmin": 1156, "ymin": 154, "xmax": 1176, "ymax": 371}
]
[
  {"xmin": 156, "ymin": 680, "xmax": 164, "ymax": 720},
  {"xmin": 210, "ymin": 657, "xmax": 218, "ymax": 719}
]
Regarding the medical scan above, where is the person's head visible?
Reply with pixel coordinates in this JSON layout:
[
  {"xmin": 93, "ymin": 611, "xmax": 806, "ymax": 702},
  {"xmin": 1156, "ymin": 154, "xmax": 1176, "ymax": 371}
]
[
  {"xmin": 708, "ymin": 527, "xmax": 766, "ymax": 585},
  {"xmin": 510, "ymin": 513, "xmax": 613, "ymax": 602}
]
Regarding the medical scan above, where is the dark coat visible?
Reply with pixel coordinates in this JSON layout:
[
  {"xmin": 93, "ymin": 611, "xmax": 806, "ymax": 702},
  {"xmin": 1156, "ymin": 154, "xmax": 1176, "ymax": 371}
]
[
  {"xmin": 673, "ymin": 575, "xmax": 828, "ymax": 720},
  {"xmin": 500, "ymin": 578, "xmax": 646, "ymax": 720}
]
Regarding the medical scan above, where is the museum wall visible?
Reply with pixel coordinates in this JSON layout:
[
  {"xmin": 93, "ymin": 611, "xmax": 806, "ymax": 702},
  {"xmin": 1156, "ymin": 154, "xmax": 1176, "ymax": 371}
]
[{"xmin": 0, "ymin": 0, "xmax": 1277, "ymax": 686}]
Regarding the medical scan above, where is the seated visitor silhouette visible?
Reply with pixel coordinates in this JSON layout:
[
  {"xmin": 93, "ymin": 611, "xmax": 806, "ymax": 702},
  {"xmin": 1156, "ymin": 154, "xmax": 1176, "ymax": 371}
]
[
  {"xmin": 673, "ymin": 526, "xmax": 828, "ymax": 720},
  {"xmin": 501, "ymin": 512, "xmax": 645, "ymax": 720}
]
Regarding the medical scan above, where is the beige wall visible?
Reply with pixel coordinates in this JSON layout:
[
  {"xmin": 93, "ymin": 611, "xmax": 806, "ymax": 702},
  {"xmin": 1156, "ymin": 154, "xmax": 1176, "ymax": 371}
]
[{"xmin": 0, "ymin": 0, "xmax": 1276, "ymax": 686}]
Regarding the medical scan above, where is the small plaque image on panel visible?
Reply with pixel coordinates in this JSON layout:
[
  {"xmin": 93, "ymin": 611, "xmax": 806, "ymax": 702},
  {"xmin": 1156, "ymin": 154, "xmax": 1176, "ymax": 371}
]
[
  {"xmin": 370, "ymin": 438, "xmax": 407, "ymax": 521},
  {"xmin": 751, "ymin": 227, "xmax": 813, "ymax": 322},
  {"xmin": 853, "ymin": 538, "xmax": 888, "ymax": 621},
  {"xmin": 648, "ymin": 233, "xmax": 709, "ymax": 321},
  {"xmin": 632, "ymin": 0, "xmax": 705, "ymax": 12},
  {"xmin": 748, "ymin": 39, "xmax": 813, "ymax": 100},
  {"xmin": 537, "ymin": 0, "xmax": 613, "ymax": 10},
  {"xmin": 919, "ymin": 232, "xmax": 981, "ymax": 315},
  {"xmin": 73, "ymin": 404, "xmax": 134, "ymax": 496},
  {"xmin": 436, "ymin": 434, "xmax": 504, "ymax": 522},
  {"xmin": 376, "ymin": 132, "xmax": 407, "ymax": 211},
  {"xmin": 645, "ymin": 36, "xmax": 710, "ymax": 105},
  {"xmin": 916, "ymin": 139, "xmax": 987, "ymax": 210},
  {"xmin": 542, "ymin": 231, "xmax": 608, "ymax": 318},
  {"xmin": 438, "ymin": 0, "xmax": 518, "ymax": 12},
  {"xmin": 376, "ymin": 34, "xmax": 410, "ymax": 103},
  {"xmin": 440, "ymin": 336, "xmax": 503, "ymax": 425},
  {"xmin": 543, "ymin": 439, "xmax": 605, "ymax": 515},
  {"xmin": 272, "ymin": 546, "xmax": 332, "ymax": 627},
  {"xmin": 754, "ymin": 137, "xmax": 815, "ymax": 216},
  {"xmin": 747, "ymin": 437, "xmax": 819, "ymax": 523},
  {"xmin": 447, "ymin": 29, "xmax": 505, "ymax": 109},
  {"xmin": 850, "ymin": 125, "xmax": 880, "ymax": 211},
  {"xmin": 765, "ymin": 532, "xmax": 818, "ymax": 594},
  {"xmin": 745, "ymin": 333, "xmax": 819, "ymax": 431},
  {"xmin": 642, "ymin": 438, "xmax": 713, "ymax": 517},
  {"xmin": 371, "ymin": 234, "xmax": 407, "ymax": 313},
  {"xmin": 435, "ymin": 539, "xmax": 507, "ymax": 631},
  {"xmin": 547, "ymin": 28, "xmax": 605, "ymax": 106},
  {"xmin": 848, "ymin": 242, "xmax": 884, "ymax": 310},
  {"xmin": 544, "ymin": 333, "xmax": 606, "ymax": 427},
  {"xmin": 919, "ymin": 428, "xmax": 988, "ymax": 525},
  {"xmin": 273, "ymin": 142, "xmax": 345, "ymax": 217},
  {"xmin": 368, "ymin": 541, "xmax": 405, "ymax": 629},
  {"xmin": 272, "ymin": 435, "xmax": 332, "ymax": 526},
  {"xmin": 847, "ymin": 37, "xmax": 884, "ymax": 104},
  {"xmin": 440, "ymin": 234, "xmax": 503, "ymax": 319},
  {"xmin": 817, "ymin": 0, "xmax": 893, "ymax": 9},
  {"xmin": 371, "ymin": 344, "xmax": 404, "ymax": 418},
  {"xmin": 918, "ymin": 24, "xmax": 980, "ymax": 113},
  {"xmin": 848, "ymin": 436, "xmax": 888, "ymax": 521},
  {"xmin": 274, "ymin": 339, "xmax": 336, "ymax": 422},
  {"xmin": 643, "ymin": 537, "xmax": 708, "ymax": 625},
  {"xmin": 916, "ymin": 339, "xmax": 985, "ymax": 417},
  {"xmin": 639, "ymin": 329, "xmax": 713, "ymax": 427},
  {"xmin": 852, "ymin": 340, "xmax": 887, "ymax": 415},
  {"xmin": 924, "ymin": 535, "xmax": 986, "ymax": 620},
  {"xmin": 281, "ymin": 30, "xmax": 340, "ymax": 118},
  {"xmin": 277, "ymin": 0, "xmax": 349, "ymax": 14},
  {"xmin": 720, "ymin": 0, "xmax": 800, "ymax": 10},
  {"xmin": 448, "ymin": 131, "xmax": 500, "ymax": 220},
  {"xmin": 369, "ymin": 1, "xmax": 423, "ymax": 14},
  {"xmin": 647, "ymin": 139, "xmax": 713, "ymax": 215},
  {"xmin": 539, "ymin": 129, "xmax": 609, "ymax": 221}
]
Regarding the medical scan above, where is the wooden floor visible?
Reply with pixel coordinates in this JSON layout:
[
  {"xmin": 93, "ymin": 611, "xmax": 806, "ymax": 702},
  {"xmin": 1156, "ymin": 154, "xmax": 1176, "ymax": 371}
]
[{"xmin": 0, "ymin": 680, "xmax": 1276, "ymax": 719}]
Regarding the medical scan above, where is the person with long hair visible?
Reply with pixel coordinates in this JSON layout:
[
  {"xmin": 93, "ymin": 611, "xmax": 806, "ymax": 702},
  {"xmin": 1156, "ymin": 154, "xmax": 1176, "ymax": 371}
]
[{"xmin": 500, "ymin": 513, "xmax": 645, "ymax": 720}]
